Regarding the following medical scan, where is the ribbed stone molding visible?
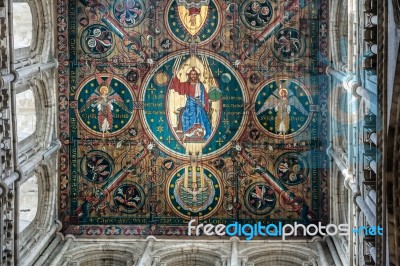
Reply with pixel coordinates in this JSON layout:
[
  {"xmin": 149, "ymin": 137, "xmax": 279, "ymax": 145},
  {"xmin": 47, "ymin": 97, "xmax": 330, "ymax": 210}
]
[
  {"xmin": 137, "ymin": 236, "xmax": 156, "ymax": 266},
  {"xmin": 312, "ymin": 237, "xmax": 329, "ymax": 266}
]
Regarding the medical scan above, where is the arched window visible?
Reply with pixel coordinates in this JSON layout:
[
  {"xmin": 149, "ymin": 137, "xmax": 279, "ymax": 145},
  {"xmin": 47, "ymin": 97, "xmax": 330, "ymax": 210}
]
[
  {"xmin": 16, "ymin": 89, "xmax": 36, "ymax": 141},
  {"xmin": 19, "ymin": 175, "xmax": 38, "ymax": 232},
  {"xmin": 12, "ymin": 2, "xmax": 33, "ymax": 50},
  {"xmin": 338, "ymin": 0, "xmax": 348, "ymax": 64},
  {"xmin": 80, "ymin": 259, "xmax": 126, "ymax": 266}
]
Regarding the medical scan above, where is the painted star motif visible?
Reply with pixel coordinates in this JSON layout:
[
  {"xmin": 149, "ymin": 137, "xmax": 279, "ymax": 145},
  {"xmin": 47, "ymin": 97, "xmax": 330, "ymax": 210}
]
[{"xmin": 157, "ymin": 126, "xmax": 164, "ymax": 133}]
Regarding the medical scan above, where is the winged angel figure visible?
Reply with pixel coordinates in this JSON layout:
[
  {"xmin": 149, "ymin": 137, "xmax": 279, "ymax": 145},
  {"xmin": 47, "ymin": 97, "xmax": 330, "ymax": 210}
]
[
  {"xmin": 80, "ymin": 74, "xmax": 131, "ymax": 137},
  {"xmin": 257, "ymin": 80, "xmax": 308, "ymax": 135}
]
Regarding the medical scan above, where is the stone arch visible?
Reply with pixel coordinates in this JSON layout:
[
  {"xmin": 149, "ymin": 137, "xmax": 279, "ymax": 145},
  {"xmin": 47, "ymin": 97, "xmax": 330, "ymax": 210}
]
[
  {"xmin": 64, "ymin": 244, "xmax": 139, "ymax": 265},
  {"xmin": 17, "ymin": 74, "xmax": 56, "ymax": 154},
  {"xmin": 19, "ymin": 162, "xmax": 57, "ymax": 258},
  {"xmin": 13, "ymin": 0, "xmax": 54, "ymax": 62},
  {"xmin": 329, "ymin": 0, "xmax": 349, "ymax": 70},
  {"xmin": 331, "ymin": 168, "xmax": 349, "ymax": 225},
  {"xmin": 240, "ymin": 244, "xmax": 318, "ymax": 266},
  {"xmin": 330, "ymin": 82, "xmax": 349, "ymax": 152},
  {"xmin": 151, "ymin": 243, "xmax": 229, "ymax": 266}
]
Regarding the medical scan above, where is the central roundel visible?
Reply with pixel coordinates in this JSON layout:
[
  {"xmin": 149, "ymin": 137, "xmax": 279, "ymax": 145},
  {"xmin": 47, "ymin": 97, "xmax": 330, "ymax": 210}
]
[
  {"xmin": 140, "ymin": 52, "xmax": 248, "ymax": 159},
  {"xmin": 166, "ymin": 165, "xmax": 222, "ymax": 219}
]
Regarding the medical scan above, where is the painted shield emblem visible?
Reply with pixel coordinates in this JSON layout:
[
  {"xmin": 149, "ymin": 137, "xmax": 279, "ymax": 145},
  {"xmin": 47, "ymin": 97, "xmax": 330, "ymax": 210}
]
[{"xmin": 177, "ymin": 1, "xmax": 209, "ymax": 36}]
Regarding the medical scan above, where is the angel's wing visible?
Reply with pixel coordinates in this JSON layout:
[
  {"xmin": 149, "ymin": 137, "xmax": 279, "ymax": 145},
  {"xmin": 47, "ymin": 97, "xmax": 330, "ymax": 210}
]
[
  {"xmin": 80, "ymin": 93, "xmax": 100, "ymax": 112},
  {"xmin": 199, "ymin": 186, "xmax": 208, "ymax": 193},
  {"xmin": 288, "ymin": 96, "xmax": 308, "ymax": 115},
  {"xmin": 181, "ymin": 186, "xmax": 193, "ymax": 195},
  {"xmin": 95, "ymin": 74, "xmax": 113, "ymax": 87},
  {"xmin": 109, "ymin": 93, "xmax": 131, "ymax": 113},
  {"xmin": 256, "ymin": 89, "xmax": 280, "ymax": 115},
  {"xmin": 278, "ymin": 79, "xmax": 295, "ymax": 92}
]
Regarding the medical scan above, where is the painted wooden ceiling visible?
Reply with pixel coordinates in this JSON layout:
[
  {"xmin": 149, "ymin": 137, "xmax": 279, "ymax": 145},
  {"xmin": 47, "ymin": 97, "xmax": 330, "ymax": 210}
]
[{"xmin": 57, "ymin": 0, "xmax": 329, "ymax": 237}]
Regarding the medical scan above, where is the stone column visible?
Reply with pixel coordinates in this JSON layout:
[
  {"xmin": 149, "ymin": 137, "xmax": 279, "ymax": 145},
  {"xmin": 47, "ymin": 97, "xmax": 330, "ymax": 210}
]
[
  {"xmin": 355, "ymin": 195, "xmax": 376, "ymax": 226},
  {"xmin": 369, "ymin": 160, "xmax": 377, "ymax": 174},
  {"xmin": 33, "ymin": 235, "xmax": 61, "ymax": 266},
  {"xmin": 20, "ymin": 224, "xmax": 58, "ymax": 266},
  {"xmin": 365, "ymin": 194, "xmax": 376, "ymax": 216},
  {"xmin": 369, "ymin": 132, "xmax": 377, "ymax": 145},
  {"xmin": 325, "ymin": 236, "xmax": 343, "ymax": 266},
  {"xmin": 230, "ymin": 237, "xmax": 239, "ymax": 266},
  {"xmin": 326, "ymin": 67, "xmax": 347, "ymax": 82},
  {"xmin": 49, "ymin": 235, "xmax": 74, "ymax": 266},
  {"xmin": 137, "ymin": 236, "xmax": 156, "ymax": 266},
  {"xmin": 327, "ymin": 148, "xmax": 352, "ymax": 185},
  {"xmin": 332, "ymin": 235, "xmax": 348, "ymax": 265},
  {"xmin": 14, "ymin": 60, "xmax": 57, "ymax": 80},
  {"xmin": 370, "ymin": 246, "xmax": 376, "ymax": 262},
  {"xmin": 313, "ymin": 237, "xmax": 329, "ymax": 266},
  {"xmin": 368, "ymin": 190, "xmax": 376, "ymax": 204}
]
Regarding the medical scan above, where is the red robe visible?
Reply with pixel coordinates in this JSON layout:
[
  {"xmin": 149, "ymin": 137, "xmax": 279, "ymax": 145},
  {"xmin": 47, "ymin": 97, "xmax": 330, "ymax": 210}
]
[{"xmin": 170, "ymin": 76, "xmax": 210, "ymax": 112}]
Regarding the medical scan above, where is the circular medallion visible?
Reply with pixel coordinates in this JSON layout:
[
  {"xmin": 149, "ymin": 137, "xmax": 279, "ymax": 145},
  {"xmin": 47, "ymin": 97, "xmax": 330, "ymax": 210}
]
[
  {"xmin": 244, "ymin": 182, "xmax": 276, "ymax": 215},
  {"xmin": 154, "ymin": 72, "xmax": 169, "ymax": 86},
  {"xmin": 254, "ymin": 79, "xmax": 312, "ymax": 138},
  {"xmin": 272, "ymin": 28, "xmax": 306, "ymax": 61},
  {"xmin": 113, "ymin": 182, "xmax": 145, "ymax": 214},
  {"xmin": 166, "ymin": 165, "xmax": 222, "ymax": 219},
  {"xmin": 126, "ymin": 69, "xmax": 140, "ymax": 84},
  {"xmin": 213, "ymin": 158, "xmax": 225, "ymax": 170},
  {"xmin": 75, "ymin": 75, "xmax": 135, "ymax": 136},
  {"xmin": 165, "ymin": 0, "xmax": 221, "ymax": 45},
  {"xmin": 80, "ymin": 150, "xmax": 113, "ymax": 184},
  {"xmin": 146, "ymin": 196, "xmax": 166, "ymax": 215},
  {"xmin": 113, "ymin": 0, "xmax": 145, "ymax": 27},
  {"xmin": 80, "ymin": 24, "xmax": 115, "ymax": 59},
  {"xmin": 163, "ymin": 159, "xmax": 175, "ymax": 170},
  {"xmin": 275, "ymin": 153, "xmax": 309, "ymax": 186},
  {"xmin": 140, "ymin": 52, "xmax": 248, "ymax": 159},
  {"xmin": 240, "ymin": 0, "xmax": 273, "ymax": 30}
]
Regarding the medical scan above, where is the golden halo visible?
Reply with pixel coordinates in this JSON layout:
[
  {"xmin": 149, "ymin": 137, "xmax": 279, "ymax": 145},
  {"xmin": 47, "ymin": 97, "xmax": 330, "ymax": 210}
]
[
  {"xmin": 186, "ymin": 66, "xmax": 201, "ymax": 74},
  {"xmin": 99, "ymin": 86, "xmax": 109, "ymax": 95},
  {"xmin": 279, "ymin": 88, "xmax": 288, "ymax": 97}
]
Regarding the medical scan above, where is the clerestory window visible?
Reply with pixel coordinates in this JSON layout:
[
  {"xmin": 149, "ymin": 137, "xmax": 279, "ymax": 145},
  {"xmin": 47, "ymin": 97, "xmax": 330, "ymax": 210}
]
[
  {"xmin": 19, "ymin": 175, "xmax": 38, "ymax": 232},
  {"xmin": 12, "ymin": 2, "xmax": 33, "ymax": 50},
  {"xmin": 16, "ymin": 89, "xmax": 36, "ymax": 141}
]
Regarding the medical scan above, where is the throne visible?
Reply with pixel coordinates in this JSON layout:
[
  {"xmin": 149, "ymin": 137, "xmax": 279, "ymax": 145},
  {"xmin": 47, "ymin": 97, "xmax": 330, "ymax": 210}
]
[{"xmin": 173, "ymin": 101, "xmax": 213, "ymax": 143}]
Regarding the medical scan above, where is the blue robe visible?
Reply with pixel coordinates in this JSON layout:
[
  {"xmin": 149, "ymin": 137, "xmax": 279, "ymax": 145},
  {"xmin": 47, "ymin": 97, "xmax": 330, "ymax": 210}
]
[{"xmin": 170, "ymin": 77, "xmax": 212, "ymax": 140}]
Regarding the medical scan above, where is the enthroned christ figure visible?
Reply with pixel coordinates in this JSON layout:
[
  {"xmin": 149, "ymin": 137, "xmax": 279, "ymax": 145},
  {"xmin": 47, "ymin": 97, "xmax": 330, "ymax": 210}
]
[{"xmin": 169, "ymin": 67, "xmax": 212, "ymax": 142}]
